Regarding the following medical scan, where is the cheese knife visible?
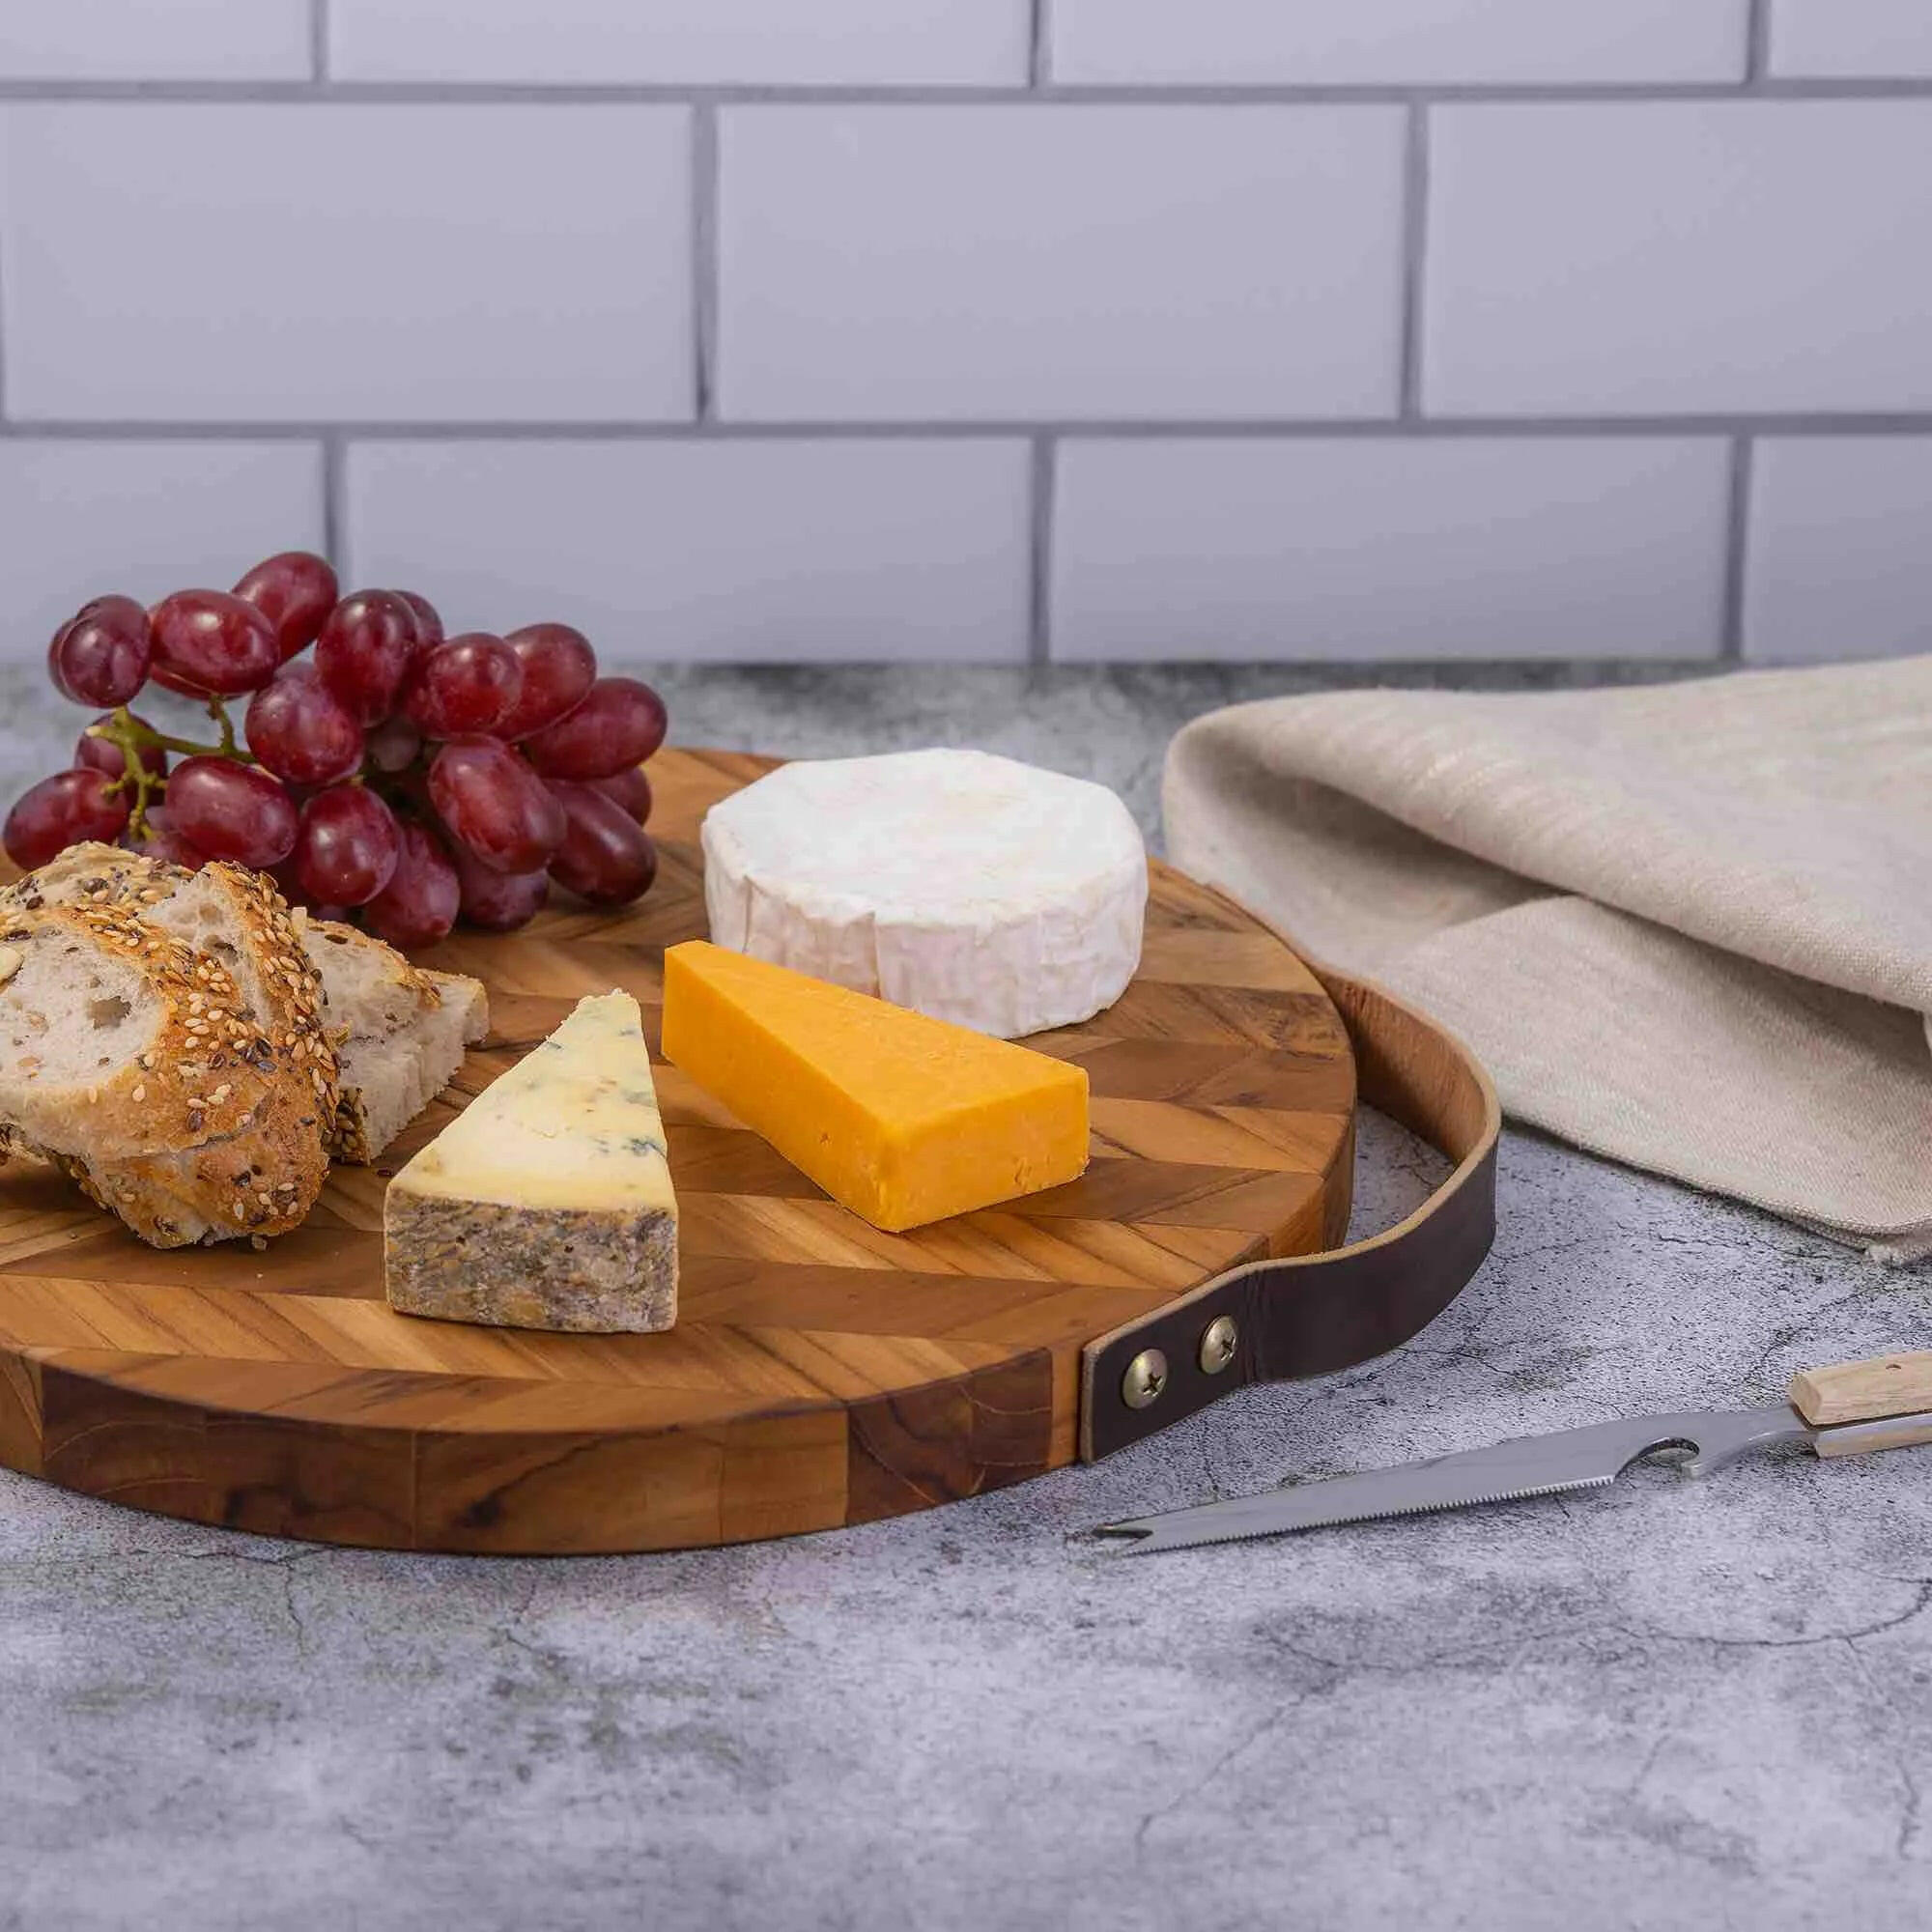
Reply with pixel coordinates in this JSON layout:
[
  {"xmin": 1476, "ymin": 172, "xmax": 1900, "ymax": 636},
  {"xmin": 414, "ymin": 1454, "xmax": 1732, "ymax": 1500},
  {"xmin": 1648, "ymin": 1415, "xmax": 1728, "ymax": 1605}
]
[{"xmin": 1094, "ymin": 1349, "xmax": 1932, "ymax": 1555}]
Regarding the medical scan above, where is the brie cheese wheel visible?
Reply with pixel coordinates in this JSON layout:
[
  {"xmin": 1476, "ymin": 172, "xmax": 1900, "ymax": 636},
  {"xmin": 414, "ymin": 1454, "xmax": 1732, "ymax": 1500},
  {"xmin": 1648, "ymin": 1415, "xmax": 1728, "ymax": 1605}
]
[{"xmin": 700, "ymin": 749, "xmax": 1147, "ymax": 1038}]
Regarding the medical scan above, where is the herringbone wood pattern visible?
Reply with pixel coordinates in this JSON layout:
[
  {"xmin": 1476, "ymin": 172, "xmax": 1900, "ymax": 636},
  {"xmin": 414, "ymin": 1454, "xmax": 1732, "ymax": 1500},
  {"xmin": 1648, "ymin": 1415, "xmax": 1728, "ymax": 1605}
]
[{"xmin": 0, "ymin": 751, "xmax": 1354, "ymax": 1552}]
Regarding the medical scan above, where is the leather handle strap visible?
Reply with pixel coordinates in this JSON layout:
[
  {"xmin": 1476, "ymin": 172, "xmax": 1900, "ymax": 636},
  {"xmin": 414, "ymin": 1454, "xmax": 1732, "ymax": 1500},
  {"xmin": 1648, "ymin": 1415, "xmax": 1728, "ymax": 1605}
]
[{"xmin": 1078, "ymin": 954, "xmax": 1502, "ymax": 1463}]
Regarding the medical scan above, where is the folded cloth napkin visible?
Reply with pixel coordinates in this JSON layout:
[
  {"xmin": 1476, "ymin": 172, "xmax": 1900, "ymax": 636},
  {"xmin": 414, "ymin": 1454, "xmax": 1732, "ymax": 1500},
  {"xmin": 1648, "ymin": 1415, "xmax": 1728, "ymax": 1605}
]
[{"xmin": 1163, "ymin": 656, "xmax": 1932, "ymax": 1262}]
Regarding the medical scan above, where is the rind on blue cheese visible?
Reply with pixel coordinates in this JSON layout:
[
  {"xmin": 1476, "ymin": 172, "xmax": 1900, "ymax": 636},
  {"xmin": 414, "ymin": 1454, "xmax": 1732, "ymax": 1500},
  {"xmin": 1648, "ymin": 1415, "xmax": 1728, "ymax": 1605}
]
[
  {"xmin": 700, "ymin": 749, "xmax": 1148, "ymax": 1038},
  {"xmin": 383, "ymin": 990, "xmax": 677, "ymax": 1334}
]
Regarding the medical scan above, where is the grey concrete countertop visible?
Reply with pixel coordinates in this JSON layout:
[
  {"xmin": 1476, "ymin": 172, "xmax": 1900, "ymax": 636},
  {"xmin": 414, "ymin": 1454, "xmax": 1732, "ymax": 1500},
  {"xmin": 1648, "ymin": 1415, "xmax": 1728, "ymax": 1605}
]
[{"xmin": 1, "ymin": 663, "xmax": 1927, "ymax": 1932}]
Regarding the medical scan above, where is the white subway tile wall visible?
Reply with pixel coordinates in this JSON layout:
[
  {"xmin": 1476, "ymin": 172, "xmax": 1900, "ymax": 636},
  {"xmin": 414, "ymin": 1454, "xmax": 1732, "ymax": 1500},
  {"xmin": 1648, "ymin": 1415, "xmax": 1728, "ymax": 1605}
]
[
  {"xmin": 0, "ymin": 103, "xmax": 696, "ymax": 425},
  {"xmin": 0, "ymin": 1, "xmax": 312, "ymax": 80},
  {"xmin": 1772, "ymin": 1, "xmax": 1932, "ymax": 79},
  {"xmin": 0, "ymin": 1, "xmax": 1922, "ymax": 664},
  {"xmin": 1050, "ymin": 0, "xmax": 1749, "ymax": 86},
  {"xmin": 1052, "ymin": 441, "xmax": 1731, "ymax": 660},
  {"xmin": 1746, "ymin": 440, "xmax": 1932, "ymax": 662},
  {"xmin": 0, "ymin": 442, "xmax": 324, "ymax": 653},
  {"xmin": 0, "ymin": 105, "xmax": 692, "ymax": 424},
  {"xmin": 330, "ymin": 0, "xmax": 1030, "ymax": 86},
  {"xmin": 718, "ymin": 107, "xmax": 1406, "ymax": 422},
  {"xmin": 344, "ymin": 442, "xmax": 1031, "ymax": 662},
  {"xmin": 1427, "ymin": 103, "xmax": 1932, "ymax": 415}
]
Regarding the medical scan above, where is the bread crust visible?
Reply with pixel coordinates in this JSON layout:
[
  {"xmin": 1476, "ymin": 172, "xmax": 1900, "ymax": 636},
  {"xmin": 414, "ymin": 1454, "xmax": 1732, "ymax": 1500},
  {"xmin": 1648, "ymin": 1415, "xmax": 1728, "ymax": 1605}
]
[
  {"xmin": 0, "ymin": 846, "xmax": 336, "ymax": 1247},
  {"xmin": 0, "ymin": 840, "xmax": 492, "ymax": 1247}
]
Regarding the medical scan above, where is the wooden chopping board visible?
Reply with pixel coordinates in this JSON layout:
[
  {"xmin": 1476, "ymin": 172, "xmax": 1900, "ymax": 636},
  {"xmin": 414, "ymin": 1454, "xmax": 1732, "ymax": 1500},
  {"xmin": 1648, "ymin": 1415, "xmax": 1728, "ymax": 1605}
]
[{"xmin": 0, "ymin": 749, "xmax": 1356, "ymax": 1553}]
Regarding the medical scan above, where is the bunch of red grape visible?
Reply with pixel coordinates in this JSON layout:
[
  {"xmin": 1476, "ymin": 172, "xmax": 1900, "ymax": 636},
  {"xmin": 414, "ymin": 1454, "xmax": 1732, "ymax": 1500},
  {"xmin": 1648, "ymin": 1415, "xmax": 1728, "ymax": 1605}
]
[{"xmin": 7, "ymin": 552, "xmax": 666, "ymax": 950}]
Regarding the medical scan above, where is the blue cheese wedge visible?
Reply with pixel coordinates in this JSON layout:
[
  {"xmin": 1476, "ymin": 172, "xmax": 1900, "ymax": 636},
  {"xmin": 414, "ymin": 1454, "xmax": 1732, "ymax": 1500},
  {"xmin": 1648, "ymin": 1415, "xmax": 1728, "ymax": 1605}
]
[{"xmin": 383, "ymin": 990, "xmax": 677, "ymax": 1334}]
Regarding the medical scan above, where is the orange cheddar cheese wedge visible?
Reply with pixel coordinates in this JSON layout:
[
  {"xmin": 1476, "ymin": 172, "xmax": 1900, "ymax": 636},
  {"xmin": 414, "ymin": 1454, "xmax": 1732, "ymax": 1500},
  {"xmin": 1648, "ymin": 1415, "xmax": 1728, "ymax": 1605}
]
[{"xmin": 661, "ymin": 940, "xmax": 1090, "ymax": 1233}]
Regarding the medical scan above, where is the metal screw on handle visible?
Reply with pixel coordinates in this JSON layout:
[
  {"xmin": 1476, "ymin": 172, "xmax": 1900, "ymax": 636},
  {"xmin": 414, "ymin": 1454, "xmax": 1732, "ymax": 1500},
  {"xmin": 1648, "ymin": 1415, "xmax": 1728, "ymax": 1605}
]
[
  {"xmin": 1122, "ymin": 1349, "xmax": 1168, "ymax": 1409},
  {"xmin": 1199, "ymin": 1315, "xmax": 1237, "ymax": 1375}
]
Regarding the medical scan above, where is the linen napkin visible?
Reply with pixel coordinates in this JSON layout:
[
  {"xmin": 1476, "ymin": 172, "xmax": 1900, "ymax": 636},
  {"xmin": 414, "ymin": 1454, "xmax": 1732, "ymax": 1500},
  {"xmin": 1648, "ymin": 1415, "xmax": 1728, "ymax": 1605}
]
[{"xmin": 1163, "ymin": 656, "xmax": 1932, "ymax": 1262}]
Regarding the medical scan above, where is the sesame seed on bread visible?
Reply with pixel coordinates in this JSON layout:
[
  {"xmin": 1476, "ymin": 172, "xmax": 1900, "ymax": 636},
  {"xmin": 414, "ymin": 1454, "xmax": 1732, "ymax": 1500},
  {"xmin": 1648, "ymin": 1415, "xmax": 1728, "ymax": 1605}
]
[
  {"xmin": 0, "ymin": 840, "xmax": 486, "ymax": 1246},
  {"xmin": 0, "ymin": 854, "xmax": 333, "ymax": 1245}
]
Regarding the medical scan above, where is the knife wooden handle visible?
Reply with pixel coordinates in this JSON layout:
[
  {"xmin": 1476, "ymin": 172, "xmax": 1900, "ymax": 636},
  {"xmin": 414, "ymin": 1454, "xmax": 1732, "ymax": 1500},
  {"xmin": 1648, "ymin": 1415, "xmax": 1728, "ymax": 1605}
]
[{"xmin": 1789, "ymin": 1350, "xmax": 1932, "ymax": 1427}]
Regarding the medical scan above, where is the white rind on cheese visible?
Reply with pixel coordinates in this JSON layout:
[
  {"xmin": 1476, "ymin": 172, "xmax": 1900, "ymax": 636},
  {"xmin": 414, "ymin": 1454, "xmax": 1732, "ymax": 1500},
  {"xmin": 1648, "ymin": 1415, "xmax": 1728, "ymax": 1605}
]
[
  {"xmin": 383, "ymin": 990, "xmax": 677, "ymax": 1334},
  {"xmin": 700, "ymin": 749, "xmax": 1148, "ymax": 1038}
]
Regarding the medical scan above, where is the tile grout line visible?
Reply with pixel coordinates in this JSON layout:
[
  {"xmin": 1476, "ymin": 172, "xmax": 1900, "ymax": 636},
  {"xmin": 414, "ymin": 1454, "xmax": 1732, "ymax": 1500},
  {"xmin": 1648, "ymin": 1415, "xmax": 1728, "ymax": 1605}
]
[
  {"xmin": 0, "ymin": 189, "xmax": 10, "ymax": 427},
  {"xmin": 1398, "ymin": 102, "xmax": 1430, "ymax": 421},
  {"xmin": 6, "ymin": 414, "xmax": 1932, "ymax": 442},
  {"xmin": 1029, "ymin": 0, "xmax": 1052, "ymax": 89},
  {"xmin": 691, "ymin": 103, "xmax": 720, "ymax": 422},
  {"xmin": 1028, "ymin": 437, "xmax": 1056, "ymax": 666},
  {"xmin": 309, "ymin": 0, "xmax": 330, "ymax": 82},
  {"xmin": 1746, "ymin": 0, "xmax": 1774, "ymax": 84},
  {"xmin": 1719, "ymin": 435, "xmax": 1754, "ymax": 662},
  {"xmin": 321, "ymin": 434, "xmax": 347, "ymax": 576},
  {"xmin": 3, "ymin": 78, "xmax": 1932, "ymax": 105}
]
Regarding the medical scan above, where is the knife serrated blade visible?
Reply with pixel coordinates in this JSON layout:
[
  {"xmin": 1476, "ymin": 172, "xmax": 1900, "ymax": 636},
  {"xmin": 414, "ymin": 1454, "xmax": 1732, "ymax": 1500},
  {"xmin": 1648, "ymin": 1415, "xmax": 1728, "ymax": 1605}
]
[{"xmin": 1094, "ymin": 1404, "xmax": 1816, "ymax": 1555}]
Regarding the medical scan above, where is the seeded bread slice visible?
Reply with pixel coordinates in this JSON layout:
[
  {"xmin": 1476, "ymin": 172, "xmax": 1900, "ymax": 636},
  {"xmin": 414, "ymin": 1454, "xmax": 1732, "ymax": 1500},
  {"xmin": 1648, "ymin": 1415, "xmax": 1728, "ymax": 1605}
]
[
  {"xmin": 303, "ymin": 920, "xmax": 489, "ymax": 1164},
  {"xmin": 0, "ymin": 844, "xmax": 338, "ymax": 1132},
  {"xmin": 0, "ymin": 859, "xmax": 335, "ymax": 1246},
  {"xmin": 4, "ymin": 843, "xmax": 489, "ymax": 1168}
]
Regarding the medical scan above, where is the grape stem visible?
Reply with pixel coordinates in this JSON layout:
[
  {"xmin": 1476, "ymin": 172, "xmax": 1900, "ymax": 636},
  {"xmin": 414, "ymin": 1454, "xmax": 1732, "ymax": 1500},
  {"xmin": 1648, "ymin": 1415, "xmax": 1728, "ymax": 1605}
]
[
  {"xmin": 85, "ymin": 701, "xmax": 257, "ymax": 838},
  {"xmin": 206, "ymin": 696, "xmax": 242, "ymax": 759}
]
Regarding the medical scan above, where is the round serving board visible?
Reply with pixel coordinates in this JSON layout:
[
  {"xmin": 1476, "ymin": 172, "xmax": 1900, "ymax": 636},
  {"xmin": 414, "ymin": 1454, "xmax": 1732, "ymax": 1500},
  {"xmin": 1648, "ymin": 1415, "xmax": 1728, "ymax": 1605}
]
[{"xmin": 0, "ymin": 750, "xmax": 1355, "ymax": 1553}]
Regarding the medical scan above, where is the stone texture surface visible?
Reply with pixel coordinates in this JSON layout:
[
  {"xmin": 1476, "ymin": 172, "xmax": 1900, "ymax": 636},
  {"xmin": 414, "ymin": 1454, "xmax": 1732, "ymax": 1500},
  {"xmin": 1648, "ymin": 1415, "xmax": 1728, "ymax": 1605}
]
[{"xmin": 0, "ymin": 661, "xmax": 1926, "ymax": 1932}]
